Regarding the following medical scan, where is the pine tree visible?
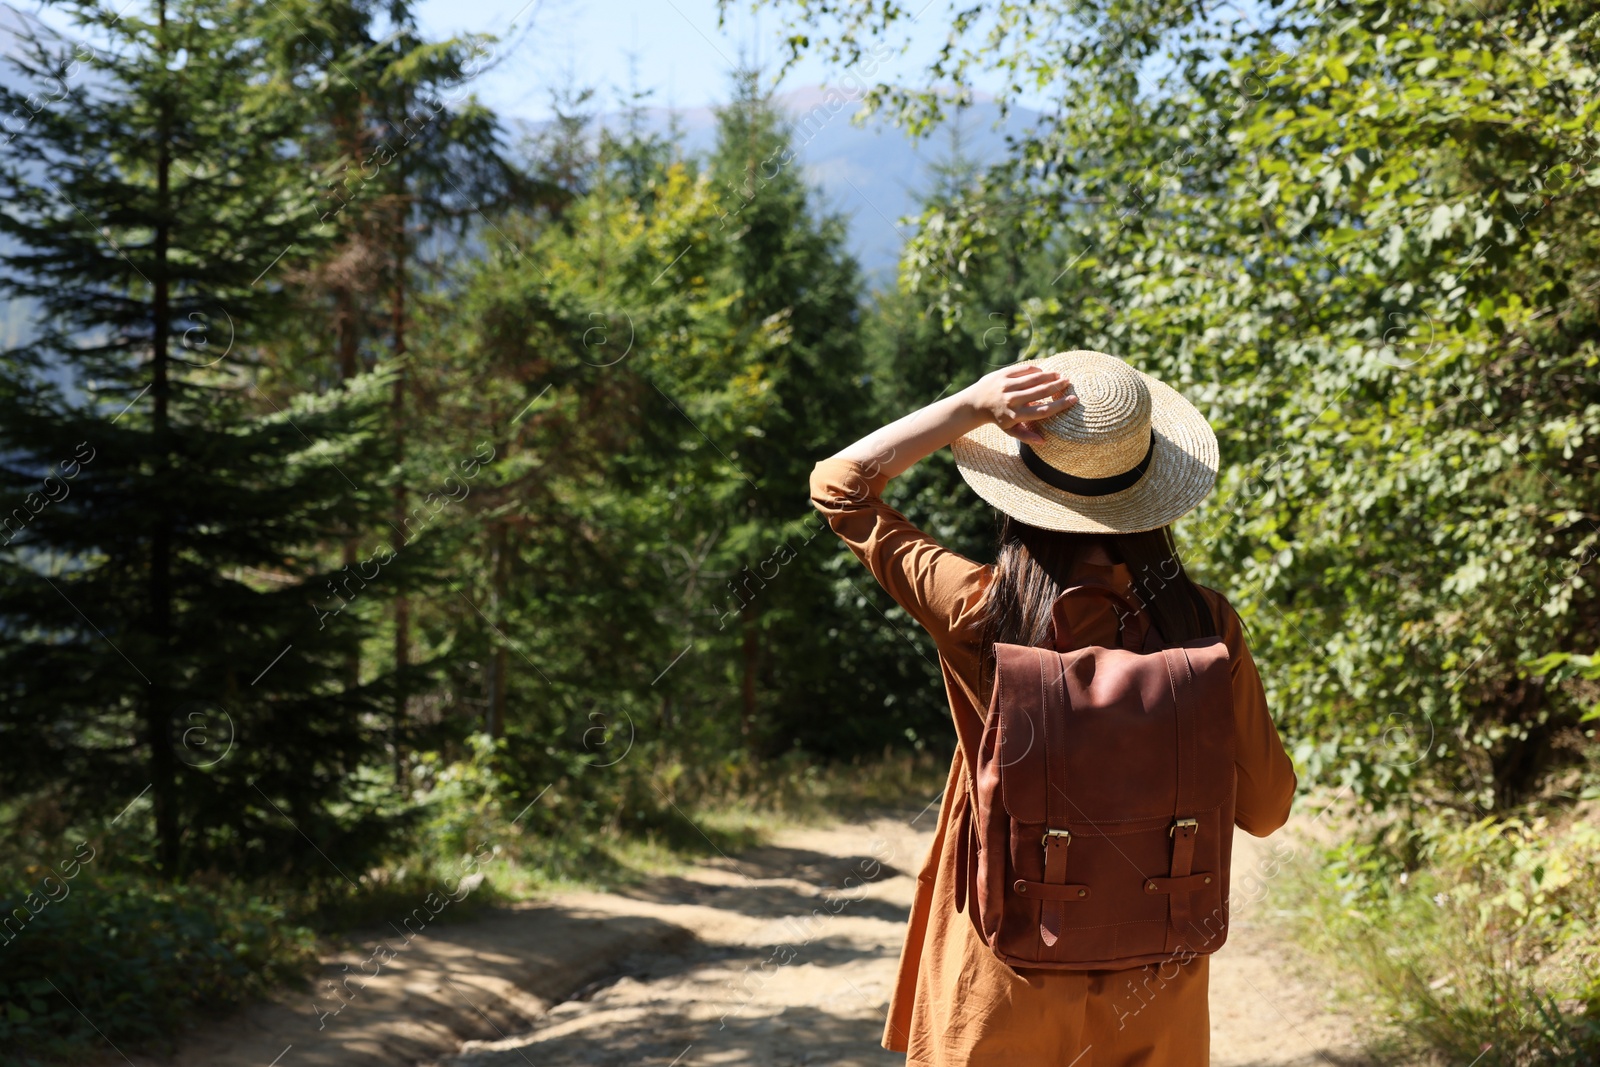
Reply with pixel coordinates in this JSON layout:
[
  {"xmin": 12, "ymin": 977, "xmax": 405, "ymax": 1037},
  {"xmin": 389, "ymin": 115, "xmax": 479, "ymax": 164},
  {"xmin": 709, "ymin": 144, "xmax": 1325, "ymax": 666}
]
[
  {"xmin": 260, "ymin": 0, "xmax": 524, "ymax": 775},
  {"xmin": 698, "ymin": 72, "xmax": 944, "ymax": 756},
  {"xmin": 0, "ymin": 0, "xmax": 407, "ymax": 878}
]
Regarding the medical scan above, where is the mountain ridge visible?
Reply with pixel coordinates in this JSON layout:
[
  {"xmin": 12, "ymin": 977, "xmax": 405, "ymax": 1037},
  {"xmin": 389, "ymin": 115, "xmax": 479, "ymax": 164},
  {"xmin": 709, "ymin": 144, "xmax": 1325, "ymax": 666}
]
[{"xmin": 514, "ymin": 83, "xmax": 1035, "ymax": 279}]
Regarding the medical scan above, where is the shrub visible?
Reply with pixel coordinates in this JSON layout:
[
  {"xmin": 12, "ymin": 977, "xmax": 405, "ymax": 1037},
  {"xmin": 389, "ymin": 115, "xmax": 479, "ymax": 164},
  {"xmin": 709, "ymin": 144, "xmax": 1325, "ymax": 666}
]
[
  {"xmin": 1285, "ymin": 811, "xmax": 1600, "ymax": 1066},
  {"xmin": 0, "ymin": 872, "xmax": 316, "ymax": 1064}
]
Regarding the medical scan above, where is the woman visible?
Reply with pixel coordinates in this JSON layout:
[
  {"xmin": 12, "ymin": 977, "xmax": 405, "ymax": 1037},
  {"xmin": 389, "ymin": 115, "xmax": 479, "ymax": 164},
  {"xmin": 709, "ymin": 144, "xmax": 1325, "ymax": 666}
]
[{"xmin": 809, "ymin": 351, "xmax": 1296, "ymax": 1066}]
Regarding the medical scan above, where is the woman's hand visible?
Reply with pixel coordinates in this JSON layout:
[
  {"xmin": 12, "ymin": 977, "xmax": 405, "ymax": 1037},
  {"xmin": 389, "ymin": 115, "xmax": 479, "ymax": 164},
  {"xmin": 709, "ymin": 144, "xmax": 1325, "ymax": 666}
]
[{"xmin": 961, "ymin": 363, "xmax": 1078, "ymax": 444}]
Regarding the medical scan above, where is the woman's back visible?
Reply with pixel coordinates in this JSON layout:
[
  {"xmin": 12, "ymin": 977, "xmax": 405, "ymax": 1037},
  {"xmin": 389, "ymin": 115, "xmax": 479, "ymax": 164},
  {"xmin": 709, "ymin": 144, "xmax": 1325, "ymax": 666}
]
[
  {"xmin": 811, "ymin": 456, "xmax": 1294, "ymax": 1066},
  {"xmin": 808, "ymin": 352, "xmax": 1295, "ymax": 1066}
]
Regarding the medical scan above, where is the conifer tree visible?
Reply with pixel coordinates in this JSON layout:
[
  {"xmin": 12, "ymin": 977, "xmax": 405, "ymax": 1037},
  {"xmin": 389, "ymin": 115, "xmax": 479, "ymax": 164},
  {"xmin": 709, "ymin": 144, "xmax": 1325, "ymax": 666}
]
[
  {"xmin": 0, "ymin": 0, "xmax": 406, "ymax": 878},
  {"xmin": 701, "ymin": 73, "xmax": 929, "ymax": 755},
  {"xmin": 261, "ymin": 0, "xmax": 523, "ymax": 775}
]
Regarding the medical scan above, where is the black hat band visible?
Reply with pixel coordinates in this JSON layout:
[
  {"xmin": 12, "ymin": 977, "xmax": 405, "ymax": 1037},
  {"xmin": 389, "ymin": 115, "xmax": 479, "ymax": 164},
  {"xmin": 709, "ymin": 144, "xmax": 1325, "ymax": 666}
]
[{"xmin": 1018, "ymin": 430, "xmax": 1156, "ymax": 497}]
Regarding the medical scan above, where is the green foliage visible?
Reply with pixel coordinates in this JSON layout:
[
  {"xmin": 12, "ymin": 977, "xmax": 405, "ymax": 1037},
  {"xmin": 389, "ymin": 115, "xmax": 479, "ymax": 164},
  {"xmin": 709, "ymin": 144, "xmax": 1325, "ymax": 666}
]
[
  {"xmin": 0, "ymin": 0, "xmax": 422, "ymax": 879},
  {"xmin": 773, "ymin": 0, "xmax": 1600, "ymax": 1055},
  {"xmin": 773, "ymin": 0, "xmax": 1600, "ymax": 808},
  {"xmin": 0, "ymin": 0, "xmax": 971, "ymax": 1059},
  {"xmin": 401, "ymin": 69, "xmax": 941, "ymax": 785},
  {"xmin": 1286, "ymin": 811, "xmax": 1600, "ymax": 1065},
  {"xmin": 0, "ymin": 871, "xmax": 316, "ymax": 1063}
]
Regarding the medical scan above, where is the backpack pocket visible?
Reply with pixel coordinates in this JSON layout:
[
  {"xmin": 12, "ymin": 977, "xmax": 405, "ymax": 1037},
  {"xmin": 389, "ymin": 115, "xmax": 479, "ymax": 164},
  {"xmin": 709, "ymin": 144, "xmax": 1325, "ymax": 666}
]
[{"xmin": 999, "ymin": 803, "xmax": 1229, "ymax": 967}]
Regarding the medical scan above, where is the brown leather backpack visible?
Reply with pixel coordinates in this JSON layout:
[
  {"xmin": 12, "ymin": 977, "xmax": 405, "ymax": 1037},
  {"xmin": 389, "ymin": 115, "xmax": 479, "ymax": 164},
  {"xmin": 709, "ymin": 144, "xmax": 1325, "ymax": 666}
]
[{"xmin": 954, "ymin": 582, "xmax": 1237, "ymax": 970}]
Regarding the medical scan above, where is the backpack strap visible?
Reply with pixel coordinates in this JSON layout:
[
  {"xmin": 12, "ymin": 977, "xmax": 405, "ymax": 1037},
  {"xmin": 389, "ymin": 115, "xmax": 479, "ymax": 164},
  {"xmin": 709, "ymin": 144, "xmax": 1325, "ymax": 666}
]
[
  {"xmin": 1050, "ymin": 582, "xmax": 1156, "ymax": 653},
  {"xmin": 1162, "ymin": 646, "xmax": 1201, "ymax": 952},
  {"xmin": 954, "ymin": 784, "xmax": 969, "ymax": 915},
  {"xmin": 1037, "ymin": 649, "xmax": 1082, "ymax": 947}
]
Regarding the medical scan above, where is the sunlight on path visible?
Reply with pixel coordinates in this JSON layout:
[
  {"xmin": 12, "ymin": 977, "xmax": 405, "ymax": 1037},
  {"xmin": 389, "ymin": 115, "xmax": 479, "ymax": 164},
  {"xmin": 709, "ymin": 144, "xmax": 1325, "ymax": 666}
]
[
  {"xmin": 141, "ymin": 810, "xmax": 1371, "ymax": 1067},
  {"xmin": 429, "ymin": 812, "xmax": 1372, "ymax": 1067},
  {"xmin": 1210, "ymin": 827, "xmax": 1374, "ymax": 1067},
  {"xmin": 435, "ymin": 816, "xmax": 927, "ymax": 1067}
]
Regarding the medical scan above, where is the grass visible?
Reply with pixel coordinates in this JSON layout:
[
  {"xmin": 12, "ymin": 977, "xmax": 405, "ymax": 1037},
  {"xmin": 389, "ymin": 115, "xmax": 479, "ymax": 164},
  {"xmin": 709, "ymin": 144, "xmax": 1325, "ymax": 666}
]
[
  {"xmin": 449, "ymin": 745, "xmax": 950, "ymax": 897},
  {"xmin": 0, "ymin": 872, "xmax": 319, "ymax": 1066},
  {"xmin": 1277, "ymin": 802, "xmax": 1600, "ymax": 1067}
]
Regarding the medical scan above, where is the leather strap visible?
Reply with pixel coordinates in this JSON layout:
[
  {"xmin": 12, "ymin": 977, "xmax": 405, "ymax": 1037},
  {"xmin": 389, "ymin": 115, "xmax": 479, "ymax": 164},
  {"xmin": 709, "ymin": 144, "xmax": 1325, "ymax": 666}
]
[
  {"xmin": 1038, "ymin": 650, "xmax": 1073, "ymax": 948},
  {"xmin": 1042, "ymin": 652, "xmax": 1070, "ymax": 832},
  {"xmin": 1165, "ymin": 647, "xmax": 1200, "ymax": 951},
  {"xmin": 1170, "ymin": 824, "xmax": 1197, "ymax": 882},
  {"xmin": 1050, "ymin": 582, "xmax": 1152, "ymax": 653},
  {"xmin": 1015, "ymin": 878, "xmax": 1092, "ymax": 901},
  {"xmin": 1143, "ymin": 872, "xmax": 1212, "ymax": 895},
  {"xmin": 1044, "ymin": 834, "xmax": 1071, "ymax": 883},
  {"xmin": 954, "ymin": 788, "xmax": 970, "ymax": 915}
]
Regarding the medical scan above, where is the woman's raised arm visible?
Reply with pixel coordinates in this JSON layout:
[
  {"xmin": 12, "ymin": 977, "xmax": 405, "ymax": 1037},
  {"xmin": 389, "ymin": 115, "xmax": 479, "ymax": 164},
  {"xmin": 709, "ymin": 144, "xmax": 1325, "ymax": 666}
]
[{"xmin": 831, "ymin": 363, "xmax": 1079, "ymax": 479}]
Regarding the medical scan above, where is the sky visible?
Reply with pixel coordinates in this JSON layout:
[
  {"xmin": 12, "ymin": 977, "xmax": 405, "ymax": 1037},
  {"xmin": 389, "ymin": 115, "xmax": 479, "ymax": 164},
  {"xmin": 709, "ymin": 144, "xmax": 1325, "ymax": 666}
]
[
  {"xmin": 13, "ymin": 0, "xmax": 1021, "ymax": 124},
  {"xmin": 407, "ymin": 0, "xmax": 970, "ymax": 123},
  {"xmin": 5, "ymin": 0, "xmax": 1032, "ymax": 279}
]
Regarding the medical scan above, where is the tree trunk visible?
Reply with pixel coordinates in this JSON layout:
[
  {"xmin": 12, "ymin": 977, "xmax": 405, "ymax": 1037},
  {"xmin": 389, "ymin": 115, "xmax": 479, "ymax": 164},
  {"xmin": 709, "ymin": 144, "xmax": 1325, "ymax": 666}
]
[
  {"xmin": 389, "ymin": 160, "xmax": 411, "ymax": 784},
  {"xmin": 341, "ymin": 538, "xmax": 360, "ymax": 687},
  {"xmin": 741, "ymin": 605, "xmax": 759, "ymax": 745},
  {"xmin": 1491, "ymin": 677, "xmax": 1553, "ymax": 808},
  {"xmin": 336, "ymin": 286, "xmax": 359, "ymax": 380},
  {"xmin": 486, "ymin": 645, "xmax": 509, "ymax": 738},
  {"xmin": 390, "ymin": 269, "xmax": 408, "ymax": 786},
  {"xmin": 485, "ymin": 520, "xmax": 509, "ymax": 738},
  {"xmin": 147, "ymin": 0, "xmax": 179, "ymax": 875},
  {"xmin": 332, "ymin": 110, "xmax": 364, "ymax": 688},
  {"xmin": 337, "ymin": 344, "xmax": 360, "ymax": 691}
]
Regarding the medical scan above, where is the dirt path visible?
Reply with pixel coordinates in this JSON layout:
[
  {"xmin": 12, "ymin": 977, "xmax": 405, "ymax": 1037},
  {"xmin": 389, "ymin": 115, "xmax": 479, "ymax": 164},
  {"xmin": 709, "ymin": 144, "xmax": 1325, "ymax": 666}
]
[
  {"xmin": 139, "ymin": 810, "xmax": 1371, "ymax": 1067},
  {"xmin": 1208, "ymin": 828, "xmax": 1372, "ymax": 1067}
]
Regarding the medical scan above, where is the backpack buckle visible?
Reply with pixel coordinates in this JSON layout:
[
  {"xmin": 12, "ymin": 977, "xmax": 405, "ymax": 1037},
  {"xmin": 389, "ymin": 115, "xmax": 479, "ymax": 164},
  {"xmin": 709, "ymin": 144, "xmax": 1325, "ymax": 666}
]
[
  {"xmin": 1170, "ymin": 818, "xmax": 1198, "ymax": 837},
  {"xmin": 1042, "ymin": 828, "xmax": 1072, "ymax": 847}
]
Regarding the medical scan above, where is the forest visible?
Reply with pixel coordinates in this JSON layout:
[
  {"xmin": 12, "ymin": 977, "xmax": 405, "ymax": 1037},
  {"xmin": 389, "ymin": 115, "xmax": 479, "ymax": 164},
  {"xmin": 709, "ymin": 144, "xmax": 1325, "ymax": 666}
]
[{"xmin": 0, "ymin": 0, "xmax": 1597, "ymax": 1064}]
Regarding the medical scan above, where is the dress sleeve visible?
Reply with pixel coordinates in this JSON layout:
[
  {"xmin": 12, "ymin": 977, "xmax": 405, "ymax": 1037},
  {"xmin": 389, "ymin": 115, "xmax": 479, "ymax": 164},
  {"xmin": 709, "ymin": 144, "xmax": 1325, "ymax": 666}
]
[
  {"xmin": 1205, "ymin": 588, "xmax": 1297, "ymax": 836},
  {"xmin": 809, "ymin": 457, "xmax": 992, "ymax": 648}
]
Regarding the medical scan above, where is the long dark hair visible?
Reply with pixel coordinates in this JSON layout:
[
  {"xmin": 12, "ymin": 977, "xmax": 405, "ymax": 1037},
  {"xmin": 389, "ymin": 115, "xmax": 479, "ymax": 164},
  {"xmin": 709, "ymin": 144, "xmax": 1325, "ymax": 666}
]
[{"xmin": 979, "ymin": 515, "xmax": 1215, "ymax": 688}]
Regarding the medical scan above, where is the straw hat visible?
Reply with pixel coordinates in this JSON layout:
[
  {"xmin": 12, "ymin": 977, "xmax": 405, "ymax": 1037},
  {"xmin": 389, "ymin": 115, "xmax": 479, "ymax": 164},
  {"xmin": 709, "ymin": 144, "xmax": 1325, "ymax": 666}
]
[{"xmin": 951, "ymin": 350, "xmax": 1219, "ymax": 534}]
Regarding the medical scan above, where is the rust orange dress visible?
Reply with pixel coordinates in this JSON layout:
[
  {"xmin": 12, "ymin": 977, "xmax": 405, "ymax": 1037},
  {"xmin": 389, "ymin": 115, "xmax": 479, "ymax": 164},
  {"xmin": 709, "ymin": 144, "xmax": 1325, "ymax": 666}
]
[{"xmin": 810, "ymin": 457, "xmax": 1297, "ymax": 1067}]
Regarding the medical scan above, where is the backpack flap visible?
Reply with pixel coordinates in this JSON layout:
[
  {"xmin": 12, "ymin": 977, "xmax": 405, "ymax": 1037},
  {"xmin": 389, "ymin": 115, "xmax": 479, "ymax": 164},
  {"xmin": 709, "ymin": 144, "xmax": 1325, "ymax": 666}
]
[{"xmin": 996, "ymin": 643, "xmax": 1214, "ymax": 826}]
